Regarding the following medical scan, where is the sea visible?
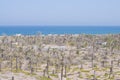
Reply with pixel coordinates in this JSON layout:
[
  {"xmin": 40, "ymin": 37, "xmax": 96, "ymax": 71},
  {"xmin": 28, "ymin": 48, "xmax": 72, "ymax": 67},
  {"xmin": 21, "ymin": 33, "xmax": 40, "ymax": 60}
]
[{"xmin": 0, "ymin": 26, "xmax": 120, "ymax": 35}]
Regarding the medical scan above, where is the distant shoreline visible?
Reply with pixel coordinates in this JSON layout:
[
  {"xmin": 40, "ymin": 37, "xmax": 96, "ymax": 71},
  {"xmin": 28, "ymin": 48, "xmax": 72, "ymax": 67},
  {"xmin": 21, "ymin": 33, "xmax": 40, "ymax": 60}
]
[
  {"xmin": 0, "ymin": 26, "xmax": 120, "ymax": 35},
  {"xmin": 0, "ymin": 32, "xmax": 120, "ymax": 36}
]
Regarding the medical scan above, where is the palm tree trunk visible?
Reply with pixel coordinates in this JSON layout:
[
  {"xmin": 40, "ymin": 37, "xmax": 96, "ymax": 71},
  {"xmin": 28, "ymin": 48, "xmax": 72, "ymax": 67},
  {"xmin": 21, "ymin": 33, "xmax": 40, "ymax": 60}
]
[
  {"xmin": 91, "ymin": 54, "xmax": 94, "ymax": 68},
  {"xmin": 11, "ymin": 57, "xmax": 13, "ymax": 72},
  {"xmin": 55, "ymin": 63, "xmax": 58, "ymax": 73},
  {"xmin": 64, "ymin": 65, "xmax": 67, "ymax": 77},
  {"xmin": 43, "ymin": 69, "xmax": 46, "ymax": 76},
  {"xmin": 81, "ymin": 63, "xmax": 83, "ymax": 69},
  {"xmin": 12, "ymin": 76, "xmax": 14, "ymax": 80},
  {"xmin": 36, "ymin": 63, "xmax": 37, "ymax": 72},
  {"xmin": 46, "ymin": 59, "xmax": 50, "ymax": 78},
  {"xmin": 0, "ymin": 62, "xmax": 1, "ymax": 72},
  {"xmin": 93, "ymin": 70, "xmax": 96, "ymax": 79},
  {"xmin": 61, "ymin": 63, "xmax": 63, "ymax": 80},
  {"xmin": 30, "ymin": 59, "xmax": 33, "ymax": 74},
  {"xmin": 16, "ymin": 56, "xmax": 18, "ymax": 71},
  {"xmin": 19, "ymin": 61, "xmax": 22, "ymax": 70},
  {"xmin": 61, "ymin": 56, "xmax": 64, "ymax": 80},
  {"xmin": 118, "ymin": 59, "xmax": 120, "ymax": 67}
]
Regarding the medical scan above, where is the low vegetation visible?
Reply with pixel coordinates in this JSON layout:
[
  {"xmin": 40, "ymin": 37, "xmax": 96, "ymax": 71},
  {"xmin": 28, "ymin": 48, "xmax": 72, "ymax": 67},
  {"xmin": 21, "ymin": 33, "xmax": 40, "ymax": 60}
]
[{"xmin": 0, "ymin": 34, "xmax": 120, "ymax": 80}]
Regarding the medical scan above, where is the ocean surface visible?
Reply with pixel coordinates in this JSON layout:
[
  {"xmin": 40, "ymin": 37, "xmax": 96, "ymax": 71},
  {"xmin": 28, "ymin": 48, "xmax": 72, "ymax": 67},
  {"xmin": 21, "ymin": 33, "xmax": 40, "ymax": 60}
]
[{"xmin": 0, "ymin": 26, "xmax": 120, "ymax": 35}]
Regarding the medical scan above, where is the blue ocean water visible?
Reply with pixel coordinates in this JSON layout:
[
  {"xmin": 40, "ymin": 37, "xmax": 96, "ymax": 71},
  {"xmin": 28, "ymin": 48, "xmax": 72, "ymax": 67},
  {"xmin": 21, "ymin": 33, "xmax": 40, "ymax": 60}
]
[{"xmin": 0, "ymin": 26, "xmax": 120, "ymax": 35}]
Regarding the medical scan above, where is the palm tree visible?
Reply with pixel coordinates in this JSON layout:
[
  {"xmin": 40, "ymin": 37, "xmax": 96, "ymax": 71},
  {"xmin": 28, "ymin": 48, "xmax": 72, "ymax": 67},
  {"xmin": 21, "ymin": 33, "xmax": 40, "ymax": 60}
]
[
  {"xmin": 8, "ymin": 50, "xmax": 14, "ymax": 72},
  {"xmin": 0, "ymin": 48, "xmax": 4, "ymax": 72},
  {"xmin": 61, "ymin": 53, "xmax": 64, "ymax": 80},
  {"xmin": 109, "ymin": 60, "xmax": 113, "ymax": 78},
  {"xmin": 42, "ymin": 48, "xmax": 51, "ymax": 78}
]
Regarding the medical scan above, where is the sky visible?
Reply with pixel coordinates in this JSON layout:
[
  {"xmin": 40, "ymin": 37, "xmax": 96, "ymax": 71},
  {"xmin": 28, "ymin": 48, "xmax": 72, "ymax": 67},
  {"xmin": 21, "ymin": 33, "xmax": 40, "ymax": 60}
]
[{"xmin": 0, "ymin": 0, "xmax": 120, "ymax": 26}]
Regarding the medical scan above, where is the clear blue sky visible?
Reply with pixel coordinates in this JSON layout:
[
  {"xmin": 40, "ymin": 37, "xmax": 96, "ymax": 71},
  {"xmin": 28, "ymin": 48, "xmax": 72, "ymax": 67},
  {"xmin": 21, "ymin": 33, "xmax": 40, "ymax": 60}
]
[{"xmin": 0, "ymin": 0, "xmax": 120, "ymax": 26}]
